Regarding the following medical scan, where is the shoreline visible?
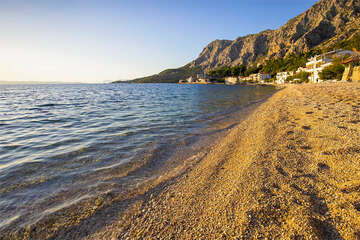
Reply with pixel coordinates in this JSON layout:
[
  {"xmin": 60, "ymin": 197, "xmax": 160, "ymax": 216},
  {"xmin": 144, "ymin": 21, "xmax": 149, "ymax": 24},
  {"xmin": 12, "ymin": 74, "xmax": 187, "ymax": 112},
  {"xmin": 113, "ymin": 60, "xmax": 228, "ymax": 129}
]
[
  {"xmin": 98, "ymin": 82, "xmax": 360, "ymax": 239},
  {"xmin": 2, "ymin": 83, "xmax": 359, "ymax": 239},
  {"xmin": 0, "ymin": 85, "xmax": 278, "ymax": 240}
]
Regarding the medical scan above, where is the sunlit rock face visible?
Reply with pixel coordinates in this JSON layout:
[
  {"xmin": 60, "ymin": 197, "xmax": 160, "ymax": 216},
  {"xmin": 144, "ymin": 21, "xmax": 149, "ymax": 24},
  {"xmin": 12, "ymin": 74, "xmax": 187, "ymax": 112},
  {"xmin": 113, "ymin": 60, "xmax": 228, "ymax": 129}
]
[{"xmin": 191, "ymin": 0, "xmax": 360, "ymax": 71}]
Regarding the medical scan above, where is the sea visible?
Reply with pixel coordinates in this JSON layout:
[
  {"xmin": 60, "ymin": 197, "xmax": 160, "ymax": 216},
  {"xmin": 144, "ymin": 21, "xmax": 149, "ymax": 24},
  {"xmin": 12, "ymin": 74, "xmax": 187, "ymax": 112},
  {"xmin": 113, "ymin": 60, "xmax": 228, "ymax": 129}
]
[{"xmin": 0, "ymin": 83, "xmax": 276, "ymax": 232}]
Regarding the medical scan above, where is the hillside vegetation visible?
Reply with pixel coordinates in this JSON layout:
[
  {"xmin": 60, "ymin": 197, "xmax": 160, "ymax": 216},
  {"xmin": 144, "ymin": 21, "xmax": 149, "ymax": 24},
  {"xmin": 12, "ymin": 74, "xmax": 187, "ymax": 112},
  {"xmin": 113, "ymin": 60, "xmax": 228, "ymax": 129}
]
[
  {"xmin": 114, "ymin": 65, "xmax": 202, "ymax": 83},
  {"xmin": 203, "ymin": 33, "xmax": 360, "ymax": 80},
  {"xmin": 114, "ymin": 0, "xmax": 360, "ymax": 84}
]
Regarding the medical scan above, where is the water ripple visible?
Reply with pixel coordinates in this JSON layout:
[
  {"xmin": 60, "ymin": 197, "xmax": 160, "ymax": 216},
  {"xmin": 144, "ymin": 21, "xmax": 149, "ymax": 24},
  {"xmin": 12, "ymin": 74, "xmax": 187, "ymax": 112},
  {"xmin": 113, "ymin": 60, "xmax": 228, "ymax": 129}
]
[{"xmin": 0, "ymin": 83, "xmax": 276, "ymax": 230}]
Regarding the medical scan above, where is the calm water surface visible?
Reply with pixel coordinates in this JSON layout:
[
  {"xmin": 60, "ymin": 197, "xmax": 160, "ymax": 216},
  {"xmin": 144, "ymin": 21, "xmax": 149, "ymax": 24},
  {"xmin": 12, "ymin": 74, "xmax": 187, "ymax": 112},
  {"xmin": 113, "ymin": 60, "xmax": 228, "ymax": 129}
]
[{"xmin": 0, "ymin": 83, "xmax": 275, "ymax": 229}]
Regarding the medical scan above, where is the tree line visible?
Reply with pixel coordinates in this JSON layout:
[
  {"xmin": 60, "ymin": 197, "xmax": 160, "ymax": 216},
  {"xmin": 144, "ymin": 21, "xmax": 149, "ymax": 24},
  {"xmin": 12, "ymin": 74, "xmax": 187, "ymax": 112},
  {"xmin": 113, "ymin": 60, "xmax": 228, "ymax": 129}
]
[
  {"xmin": 207, "ymin": 33, "xmax": 360, "ymax": 81},
  {"xmin": 207, "ymin": 50, "xmax": 319, "ymax": 79}
]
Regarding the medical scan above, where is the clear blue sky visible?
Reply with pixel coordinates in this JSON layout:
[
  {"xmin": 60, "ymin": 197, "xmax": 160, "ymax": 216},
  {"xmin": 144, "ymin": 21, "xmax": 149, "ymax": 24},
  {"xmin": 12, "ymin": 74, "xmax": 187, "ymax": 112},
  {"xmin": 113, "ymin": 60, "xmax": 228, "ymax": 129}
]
[{"xmin": 0, "ymin": 0, "xmax": 318, "ymax": 83}]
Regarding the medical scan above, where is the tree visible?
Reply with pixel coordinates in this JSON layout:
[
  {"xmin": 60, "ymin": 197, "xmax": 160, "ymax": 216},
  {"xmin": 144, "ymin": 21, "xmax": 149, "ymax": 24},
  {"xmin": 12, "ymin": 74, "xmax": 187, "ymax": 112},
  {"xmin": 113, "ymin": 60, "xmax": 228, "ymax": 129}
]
[
  {"xmin": 208, "ymin": 65, "xmax": 247, "ymax": 78},
  {"xmin": 325, "ymin": 34, "xmax": 360, "ymax": 52},
  {"xmin": 244, "ymin": 66, "xmax": 261, "ymax": 77},
  {"xmin": 231, "ymin": 65, "xmax": 246, "ymax": 76},
  {"xmin": 319, "ymin": 63, "xmax": 345, "ymax": 80},
  {"xmin": 286, "ymin": 72, "xmax": 310, "ymax": 83}
]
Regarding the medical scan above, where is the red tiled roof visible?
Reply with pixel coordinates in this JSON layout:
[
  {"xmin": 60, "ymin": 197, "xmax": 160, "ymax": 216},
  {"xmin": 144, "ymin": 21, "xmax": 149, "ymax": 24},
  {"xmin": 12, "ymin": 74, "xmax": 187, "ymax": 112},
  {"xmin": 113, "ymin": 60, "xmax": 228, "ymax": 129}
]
[{"xmin": 343, "ymin": 55, "xmax": 360, "ymax": 64}]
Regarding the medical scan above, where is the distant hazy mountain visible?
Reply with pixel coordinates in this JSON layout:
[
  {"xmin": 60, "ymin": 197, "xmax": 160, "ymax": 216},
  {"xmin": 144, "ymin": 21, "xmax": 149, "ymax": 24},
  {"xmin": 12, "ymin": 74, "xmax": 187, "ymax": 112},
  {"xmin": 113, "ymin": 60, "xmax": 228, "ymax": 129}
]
[{"xmin": 122, "ymin": 0, "xmax": 360, "ymax": 83}]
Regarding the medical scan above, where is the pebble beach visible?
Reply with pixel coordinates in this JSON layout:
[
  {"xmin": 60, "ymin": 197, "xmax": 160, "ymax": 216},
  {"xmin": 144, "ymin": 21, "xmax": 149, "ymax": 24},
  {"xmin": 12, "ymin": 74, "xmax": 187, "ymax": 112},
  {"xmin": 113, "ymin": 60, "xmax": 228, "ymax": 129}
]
[
  {"xmin": 109, "ymin": 83, "xmax": 360, "ymax": 240},
  {"xmin": 2, "ymin": 83, "xmax": 360, "ymax": 240}
]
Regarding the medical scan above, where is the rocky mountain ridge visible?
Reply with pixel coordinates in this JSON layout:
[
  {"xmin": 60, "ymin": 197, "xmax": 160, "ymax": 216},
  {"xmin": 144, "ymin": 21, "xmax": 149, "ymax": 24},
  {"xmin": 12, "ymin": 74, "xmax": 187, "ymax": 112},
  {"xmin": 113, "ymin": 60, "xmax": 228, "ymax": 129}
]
[
  {"xmin": 120, "ymin": 0, "xmax": 360, "ymax": 83},
  {"xmin": 190, "ymin": 0, "xmax": 360, "ymax": 71}
]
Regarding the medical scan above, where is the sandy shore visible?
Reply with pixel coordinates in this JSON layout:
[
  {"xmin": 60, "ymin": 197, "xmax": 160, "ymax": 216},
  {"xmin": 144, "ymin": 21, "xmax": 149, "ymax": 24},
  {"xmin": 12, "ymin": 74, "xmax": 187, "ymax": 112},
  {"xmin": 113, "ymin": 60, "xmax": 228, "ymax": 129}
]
[
  {"xmin": 95, "ymin": 83, "xmax": 359, "ymax": 240},
  {"xmin": 2, "ymin": 83, "xmax": 360, "ymax": 239}
]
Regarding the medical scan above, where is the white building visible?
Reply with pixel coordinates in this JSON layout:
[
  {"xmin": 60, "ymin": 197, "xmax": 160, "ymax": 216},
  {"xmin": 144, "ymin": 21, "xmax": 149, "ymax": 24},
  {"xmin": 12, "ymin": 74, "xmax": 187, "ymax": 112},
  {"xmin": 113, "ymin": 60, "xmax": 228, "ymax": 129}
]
[
  {"xmin": 197, "ymin": 77, "xmax": 210, "ymax": 83},
  {"xmin": 196, "ymin": 73, "xmax": 210, "ymax": 83},
  {"xmin": 185, "ymin": 76, "xmax": 195, "ymax": 83},
  {"xmin": 296, "ymin": 67, "xmax": 306, "ymax": 74},
  {"xmin": 239, "ymin": 76, "xmax": 253, "ymax": 82},
  {"xmin": 255, "ymin": 73, "xmax": 271, "ymax": 83},
  {"xmin": 248, "ymin": 74, "xmax": 257, "ymax": 82},
  {"xmin": 180, "ymin": 74, "xmax": 210, "ymax": 84},
  {"xmin": 305, "ymin": 55, "xmax": 333, "ymax": 83},
  {"xmin": 225, "ymin": 76, "xmax": 239, "ymax": 85},
  {"xmin": 276, "ymin": 71, "xmax": 294, "ymax": 84},
  {"xmin": 305, "ymin": 49, "xmax": 355, "ymax": 83},
  {"xmin": 245, "ymin": 73, "xmax": 271, "ymax": 83}
]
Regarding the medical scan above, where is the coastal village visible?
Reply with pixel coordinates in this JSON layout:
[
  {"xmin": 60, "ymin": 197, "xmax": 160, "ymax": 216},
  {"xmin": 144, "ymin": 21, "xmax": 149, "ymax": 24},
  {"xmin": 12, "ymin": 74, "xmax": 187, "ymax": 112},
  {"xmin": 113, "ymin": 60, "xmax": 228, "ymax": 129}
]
[{"xmin": 179, "ymin": 48, "xmax": 360, "ymax": 85}]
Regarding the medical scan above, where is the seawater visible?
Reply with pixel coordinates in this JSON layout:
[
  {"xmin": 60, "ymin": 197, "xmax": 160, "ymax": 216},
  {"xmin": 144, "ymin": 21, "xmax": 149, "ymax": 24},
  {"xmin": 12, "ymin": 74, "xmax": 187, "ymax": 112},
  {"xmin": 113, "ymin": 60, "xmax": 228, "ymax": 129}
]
[{"xmin": 0, "ymin": 83, "xmax": 276, "ymax": 230}]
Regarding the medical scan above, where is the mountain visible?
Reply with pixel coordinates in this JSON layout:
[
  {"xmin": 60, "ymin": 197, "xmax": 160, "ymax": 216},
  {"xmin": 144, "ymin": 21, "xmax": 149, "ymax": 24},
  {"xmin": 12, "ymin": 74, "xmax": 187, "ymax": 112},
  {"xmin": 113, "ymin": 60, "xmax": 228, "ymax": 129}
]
[
  {"xmin": 191, "ymin": 0, "xmax": 360, "ymax": 71},
  {"xmin": 114, "ymin": 64, "xmax": 203, "ymax": 83},
  {"xmin": 121, "ymin": 0, "xmax": 360, "ymax": 83}
]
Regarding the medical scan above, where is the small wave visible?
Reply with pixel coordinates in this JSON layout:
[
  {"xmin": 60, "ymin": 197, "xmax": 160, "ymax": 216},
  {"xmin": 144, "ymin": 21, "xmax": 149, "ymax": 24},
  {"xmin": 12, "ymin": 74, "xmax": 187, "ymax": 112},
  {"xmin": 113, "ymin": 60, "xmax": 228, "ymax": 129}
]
[
  {"xmin": 2, "ymin": 144, "xmax": 22, "ymax": 151},
  {"xmin": 45, "ymin": 138, "xmax": 82, "ymax": 149},
  {"xmin": 42, "ymin": 194, "xmax": 91, "ymax": 215},
  {"xmin": 32, "ymin": 118, "xmax": 67, "ymax": 124},
  {"xmin": 0, "ymin": 83, "xmax": 277, "ymax": 233},
  {"xmin": 37, "ymin": 103, "xmax": 59, "ymax": 107},
  {"xmin": 0, "ymin": 159, "xmax": 36, "ymax": 171},
  {"xmin": 0, "ymin": 215, "xmax": 20, "ymax": 229},
  {"xmin": 92, "ymin": 161, "xmax": 127, "ymax": 172}
]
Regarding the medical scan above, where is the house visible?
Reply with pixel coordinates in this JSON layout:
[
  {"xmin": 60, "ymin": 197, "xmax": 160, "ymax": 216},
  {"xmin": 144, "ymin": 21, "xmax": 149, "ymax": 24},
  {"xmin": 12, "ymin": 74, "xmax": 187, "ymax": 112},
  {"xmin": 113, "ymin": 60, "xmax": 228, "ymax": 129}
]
[
  {"xmin": 342, "ymin": 52, "xmax": 360, "ymax": 82},
  {"xmin": 197, "ymin": 77, "xmax": 211, "ymax": 83},
  {"xmin": 276, "ymin": 71, "xmax": 294, "ymax": 84},
  {"xmin": 225, "ymin": 76, "xmax": 239, "ymax": 85},
  {"xmin": 296, "ymin": 67, "xmax": 306, "ymax": 74},
  {"xmin": 255, "ymin": 73, "xmax": 271, "ymax": 83},
  {"xmin": 185, "ymin": 76, "xmax": 195, "ymax": 83},
  {"xmin": 248, "ymin": 74, "xmax": 257, "ymax": 82},
  {"xmin": 196, "ymin": 73, "xmax": 210, "ymax": 83},
  {"xmin": 240, "ymin": 76, "xmax": 253, "ymax": 82},
  {"xmin": 305, "ymin": 49, "xmax": 355, "ymax": 83},
  {"xmin": 179, "ymin": 74, "xmax": 211, "ymax": 84},
  {"xmin": 244, "ymin": 73, "xmax": 271, "ymax": 83},
  {"xmin": 305, "ymin": 55, "xmax": 332, "ymax": 83}
]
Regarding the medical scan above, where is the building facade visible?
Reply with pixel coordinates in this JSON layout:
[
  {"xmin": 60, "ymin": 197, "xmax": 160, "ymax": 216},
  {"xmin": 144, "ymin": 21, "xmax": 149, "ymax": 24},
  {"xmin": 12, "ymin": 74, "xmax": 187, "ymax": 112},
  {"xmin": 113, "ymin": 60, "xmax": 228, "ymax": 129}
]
[
  {"xmin": 305, "ymin": 49, "xmax": 354, "ymax": 83},
  {"xmin": 224, "ymin": 76, "xmax": 239, "ymax": 85},
  {"xmin": 249, "ymin": 73, "xmax": 271, "ymax": 83},
  {"xmin": 256, "ymin": 73, "xmax": 271, "ymax": 83},
  {"xmin": 276, "ymin": 71, "xmax": 294, "ymax": 84},
  {"xmin": 185, "ymin": 76, "xmax": 195, "ymax": 83},
  {"xmin": 342, "ymin": 54, "xmax": 360, "ymax": 82},
  {"xmin": 305, "ymin": 55, "xmax": 332, "ymax": 83},
  {"xmin": 296, "ymin": 67, "xmax": 306, "ymax": 74}
]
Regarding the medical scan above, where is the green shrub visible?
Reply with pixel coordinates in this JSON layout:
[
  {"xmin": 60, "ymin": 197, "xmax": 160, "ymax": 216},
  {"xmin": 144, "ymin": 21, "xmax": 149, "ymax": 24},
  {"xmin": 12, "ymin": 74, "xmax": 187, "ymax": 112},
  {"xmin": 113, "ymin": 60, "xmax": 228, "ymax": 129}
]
[
  {"xmin": 264, "ymin": 78, "xmax": 275, "ymax": 83},
  {"xmin": 261, "ymin": 49, "xmax": 321, "ymax": 76},
  {"xmin": 319, "ymin": 63, "xmax": 345, "ymax": 80},
  {"xmin": 208, "ymin": 65, "xmax": 247, "ymax": 78},
  {"xmin": 286, "ymin": 72, "xmax": 310, "ymax": 83},
  {"xmin": 325, "ymin": 34, "xmax": 360, "ymax": 52}
]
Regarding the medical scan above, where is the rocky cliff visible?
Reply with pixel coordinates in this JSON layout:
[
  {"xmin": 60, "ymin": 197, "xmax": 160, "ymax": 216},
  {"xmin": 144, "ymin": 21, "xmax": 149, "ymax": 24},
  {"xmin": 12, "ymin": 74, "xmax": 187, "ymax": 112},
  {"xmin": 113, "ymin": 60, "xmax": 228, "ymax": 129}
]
[
  {"xmin": 190, "ymin": 0, "xmax": 360, "ymax": 71},
  {"xmin": 123, "ymin": 0, "xmax": 360, "ymax": 83}
]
